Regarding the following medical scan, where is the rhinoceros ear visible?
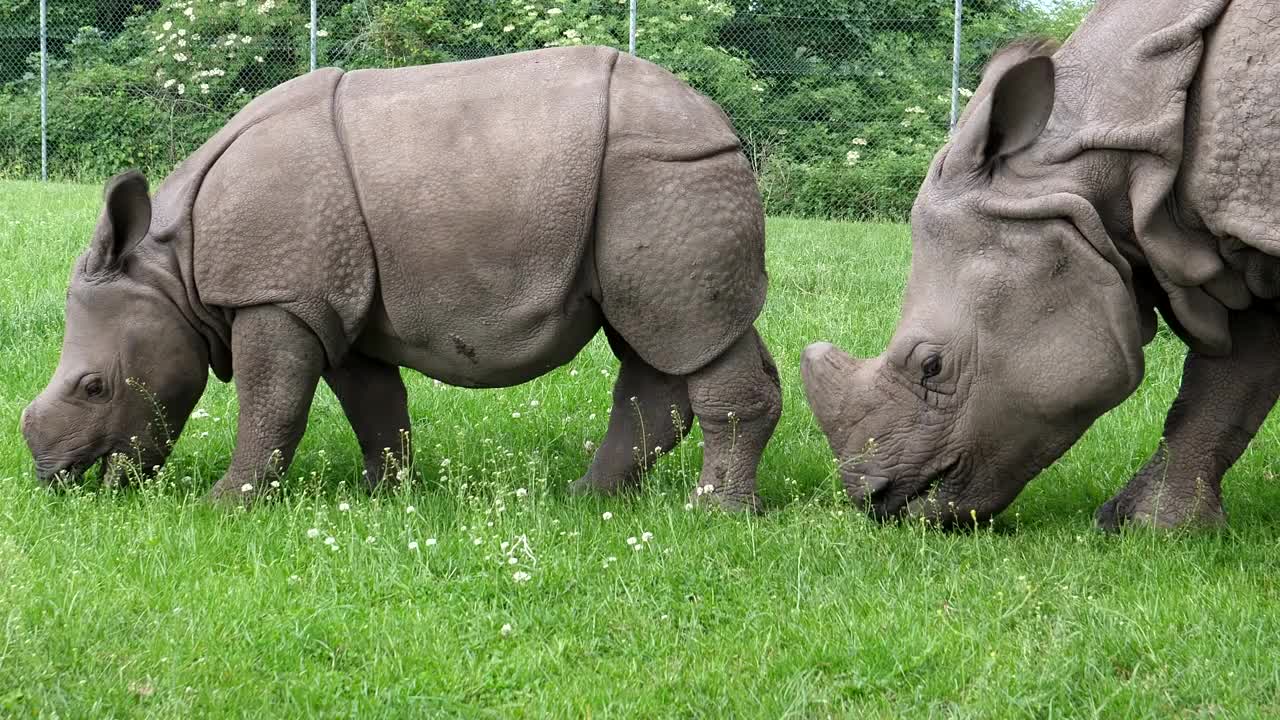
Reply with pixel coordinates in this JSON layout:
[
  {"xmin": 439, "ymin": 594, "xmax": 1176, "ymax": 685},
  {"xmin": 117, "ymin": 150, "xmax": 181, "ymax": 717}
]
[
  {"xmin": 943, "ymin": 53, "xmax": 1056, "ymax": 181},
  {"xmin": 88, "ymin": 170, "xmax": 152, "ymax": 272}
]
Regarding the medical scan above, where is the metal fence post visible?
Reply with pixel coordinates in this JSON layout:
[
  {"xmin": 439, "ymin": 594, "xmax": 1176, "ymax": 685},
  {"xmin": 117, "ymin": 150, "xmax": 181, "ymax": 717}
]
[
  {"xmin": 310, "ymin": 0, "xmax": 318, "ymax": 71},
  {"xmin": 39, "ymin": 0, "xmax": 47, "ymax": 181},
  {"xmin": 628, "ymin": 0, "xmax": 636, "ymax": 55},
  {"xmin": 949, "ymin": 0, "xmax": 962, "ymax": 133}
]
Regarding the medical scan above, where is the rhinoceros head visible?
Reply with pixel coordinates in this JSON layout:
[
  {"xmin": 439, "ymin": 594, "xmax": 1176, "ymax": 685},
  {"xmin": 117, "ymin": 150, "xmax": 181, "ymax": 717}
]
[
  {"xmin": 801, "ymin": 39, "xmax": 1150, "ymax": 525},
  {"xmin": 21, "ymin": 171, "xmax": 209, "ymax": 486}
]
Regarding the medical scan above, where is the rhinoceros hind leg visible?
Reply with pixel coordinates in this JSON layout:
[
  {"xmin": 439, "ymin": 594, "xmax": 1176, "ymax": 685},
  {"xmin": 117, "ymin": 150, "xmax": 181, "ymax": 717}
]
[
  {"xmin": 685, "ymin": 326, "xmax": 781, "ymax": 513},
  {"xmin": 323, "ymin": 352, "xmax": 413, "ymax": 491},
  {"xmin": 569, "ymin": 326, "xmax": 693, "ymax": 496}
]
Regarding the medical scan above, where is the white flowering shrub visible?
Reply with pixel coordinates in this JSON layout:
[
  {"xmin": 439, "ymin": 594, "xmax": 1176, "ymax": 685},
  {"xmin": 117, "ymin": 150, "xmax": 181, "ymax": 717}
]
[
  {"xmin": 0, "ymin": 0, "xmax": 1091, "ymax": 217},
  {"xmin": 140, "ymin": 0, "xmax": 308, "ymax": 102}
]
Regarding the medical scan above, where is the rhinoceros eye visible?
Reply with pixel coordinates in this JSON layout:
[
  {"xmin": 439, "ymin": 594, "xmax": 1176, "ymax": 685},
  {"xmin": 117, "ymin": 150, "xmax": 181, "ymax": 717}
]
[
  {"xmin": 83, "ymin": 377, "xmax": 104, "ymax": 398},
  {"xmin": 921, "ymin": 353, "xmax": 942, "ymax": 380}
]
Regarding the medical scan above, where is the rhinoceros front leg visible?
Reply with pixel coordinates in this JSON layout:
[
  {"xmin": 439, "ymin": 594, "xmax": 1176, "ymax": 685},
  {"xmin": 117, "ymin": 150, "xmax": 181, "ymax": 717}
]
[
  {"xmin": 323, "ymin": 352, "xmax": 412, "ymax": 491},
  {"xmin": 208, "ymin": 306, "xmax": 324, "ymax": 506},
  {"xmin": 1096, "ymin": 308, "xmax": 1280, "ymax": 531}
]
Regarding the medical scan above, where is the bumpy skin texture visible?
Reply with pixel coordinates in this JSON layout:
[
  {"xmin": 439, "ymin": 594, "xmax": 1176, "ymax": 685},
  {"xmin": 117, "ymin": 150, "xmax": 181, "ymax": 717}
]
[
  {"xmin": 801, "ymin": 0, "xmax": 1280, "ymax": 529},
  {"xmin": 21, "ymin": 46, "xmax": 779, "ymax": 511}
]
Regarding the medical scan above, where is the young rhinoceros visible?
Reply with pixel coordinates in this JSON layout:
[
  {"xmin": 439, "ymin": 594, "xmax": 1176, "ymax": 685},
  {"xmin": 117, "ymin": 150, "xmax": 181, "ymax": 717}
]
[
  {"xmin": 802, "ymin": 0, "xmax": 1280, "ymax": 530},
  {"xmin": 20, "ymin": 46, "xmax": 781, "ymax": 510}
]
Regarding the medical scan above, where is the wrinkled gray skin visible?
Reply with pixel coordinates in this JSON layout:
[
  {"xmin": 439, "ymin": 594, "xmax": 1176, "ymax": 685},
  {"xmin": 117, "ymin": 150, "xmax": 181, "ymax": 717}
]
[
  {"xmin": 802, "ymin": 0, "xmax": 1280, "ymax": 529},
  {"xmin": 20, "ymin": 46, "xmax": 781, "ymax": 511}
]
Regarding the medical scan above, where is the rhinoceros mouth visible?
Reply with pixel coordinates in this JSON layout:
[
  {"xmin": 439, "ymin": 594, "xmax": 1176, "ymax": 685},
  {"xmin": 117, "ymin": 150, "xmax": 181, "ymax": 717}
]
[
  {"xmin": 35, "ymin": 443, "xmax": 133, "ymax": 488},
  {"xmin": 849, "ymin": 457, "xmax": 963, "ymax": 523}
]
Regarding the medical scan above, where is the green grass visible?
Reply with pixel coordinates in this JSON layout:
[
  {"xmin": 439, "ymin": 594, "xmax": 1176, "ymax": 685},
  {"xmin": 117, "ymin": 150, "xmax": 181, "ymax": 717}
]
[{"xmin": 2, "ymin": 180, "xmax": 1280, "ymax": 718}]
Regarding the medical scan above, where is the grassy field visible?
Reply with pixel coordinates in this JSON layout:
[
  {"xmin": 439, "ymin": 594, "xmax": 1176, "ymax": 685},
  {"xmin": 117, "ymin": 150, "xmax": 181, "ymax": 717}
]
[{"xmin": 2, "ymin": 180, "xmax": 1280, "ymax": 718}]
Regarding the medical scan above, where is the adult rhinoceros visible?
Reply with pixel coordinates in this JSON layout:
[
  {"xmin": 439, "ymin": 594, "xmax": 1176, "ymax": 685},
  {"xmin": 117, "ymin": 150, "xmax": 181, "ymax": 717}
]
[
  {"xmin": 801, "ymin": 0, "xmax": 1280, "ymax": 529},
  {"xmin": 20, "ymin": 46, "xmax": 781, "ymax": 510}
]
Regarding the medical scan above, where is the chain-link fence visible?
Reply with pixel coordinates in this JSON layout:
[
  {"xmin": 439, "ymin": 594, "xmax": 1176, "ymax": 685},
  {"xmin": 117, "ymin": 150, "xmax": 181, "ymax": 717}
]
[{"xmin": 0, "ymin": 0, "xmax": 1089, "ymax": 220}]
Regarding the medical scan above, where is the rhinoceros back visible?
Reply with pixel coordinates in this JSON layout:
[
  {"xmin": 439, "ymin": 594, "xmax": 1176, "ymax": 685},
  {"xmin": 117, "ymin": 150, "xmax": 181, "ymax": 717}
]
[{"xmin": 173, "ymin": 46, "xmax": 762, "ymax": 382}]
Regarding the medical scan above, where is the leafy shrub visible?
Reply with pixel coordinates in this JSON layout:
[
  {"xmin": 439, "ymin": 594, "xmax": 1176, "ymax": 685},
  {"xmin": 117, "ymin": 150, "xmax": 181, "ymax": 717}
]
[{"xmin": 0, "ymin": 0, "xmax": 1094, "ymax": 217}]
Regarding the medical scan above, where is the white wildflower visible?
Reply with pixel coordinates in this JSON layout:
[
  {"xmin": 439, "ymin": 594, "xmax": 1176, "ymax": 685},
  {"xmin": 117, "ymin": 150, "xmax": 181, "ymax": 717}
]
[
  {"xmin": 468, "ymin": 21, "xmax": 483, "ymax": 29},
  {"xmin": 546, "ymin": 7, "xmax": 562, "ymax": 14},
  {"xmin": 851, "ymin": 137, "xmax": 868, "ymax": 146},
  {"xmin": 408, "ymin": 540, "xmax": 419, "ymax": 551},
  {"xmin": 162, "ymin": 20, "xmax": 173, "ymax": 31},
  {"xmin": 324, "ymin": 536, "xmax": 335, "ymax": 546},
  {"xmin": 845, "ymin": 150, "xmax": 861, "ymax": 166},
  {"xmin": 626, "ymin": 536, "xmax": 638, "ymax": 546},
  {"xmin": 641, "ymin": 531, "xmax": 653, "ymax": 542},
  {"xmin": 405, "ymin": 505, "xmax": 416, "ymax": 514},
  {"xmin": 199, "ymin": 83, "xmax": 209, "ymax": 94},
  {"xmin": 563, "ymin": 29, "xmax": 579, "ymax": 39},
  {"xmin": 503, "ymin": 24, "xmax": 515, "ymax": 32},
  {"xmin": 512, "ymin": 571, "xmax": 531, "ymax": 583},
  {"xmin": 240, "ymin": 483, "xmax": 253, "ymax": 493},
  {"xmin": 959, "ymin": 87, "xmax": 974, "ymax": 98},
  {"xmin": 425, "ymin": 538, "xmax": 437, "ymax": 546},
  {"xmin": 316, "ymin": 30, "xmax": 327, "ymax": 37},
  {"xmin": 173, "ymin": 52, "xmax": 188, "ymax": 62},
  {"xmin": 163, "ymin": 78, "xmax": 176, "ymax": 88},
  {"xmin": 501, "ymin": 623, "xmax": 513, "ymax": 635},
  {"xmin": 306, "ymin": 528, "xmax": 320, "ymax": 538},
  {"xmin": 515, "ymin": 487, "xmax": 528, "ymax": 498},
  {"xmin": 182, "ymin": 6, "xmax": 193, "ymax": 16},
  {"xmin": 338, "ymin": 502, "xmax": 350, "ymax": 512},
  {"xmin": 602, "ymin": 511, "xmax": 613, "ymax": 521}
]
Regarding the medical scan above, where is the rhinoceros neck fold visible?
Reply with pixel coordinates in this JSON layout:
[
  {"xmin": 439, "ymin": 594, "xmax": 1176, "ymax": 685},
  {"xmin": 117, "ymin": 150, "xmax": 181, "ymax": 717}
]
[
  {"xmin": 147, "ymin": 164, "xmax": 236, "ymax": 382},
  {"xmin": 133, "ymin": 225, "xmax": 234, "ymax": 383}
]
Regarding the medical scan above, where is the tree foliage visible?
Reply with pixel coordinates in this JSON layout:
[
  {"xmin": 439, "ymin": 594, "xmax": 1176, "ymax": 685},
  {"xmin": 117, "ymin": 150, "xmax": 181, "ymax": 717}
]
[{"xmin": 0, "ymin": 0, "xmax": 1090, "ymax": 218}]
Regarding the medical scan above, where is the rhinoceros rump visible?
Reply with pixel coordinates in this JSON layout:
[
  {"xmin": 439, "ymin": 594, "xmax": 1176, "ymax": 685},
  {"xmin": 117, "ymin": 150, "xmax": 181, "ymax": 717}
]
[
  {"xmin": 802, "ymin": 0, "xmax": 1280, "ymax": 529},
  {"xmin": 21, "ymin": 46, "xmax": 781, "ymax": 511}
]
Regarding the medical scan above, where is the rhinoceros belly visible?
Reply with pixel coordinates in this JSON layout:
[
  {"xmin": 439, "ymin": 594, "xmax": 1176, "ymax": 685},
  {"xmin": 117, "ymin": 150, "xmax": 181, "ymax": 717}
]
[{"xmin": 337, "ymin": 47, "xmax": 615, "ymax": 387}]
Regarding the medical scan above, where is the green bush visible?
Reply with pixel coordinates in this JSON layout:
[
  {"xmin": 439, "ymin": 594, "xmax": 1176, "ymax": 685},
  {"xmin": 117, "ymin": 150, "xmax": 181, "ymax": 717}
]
[{"xmin": 0, "ymin": 0, "xmax": 1093, "ymax": 217}]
